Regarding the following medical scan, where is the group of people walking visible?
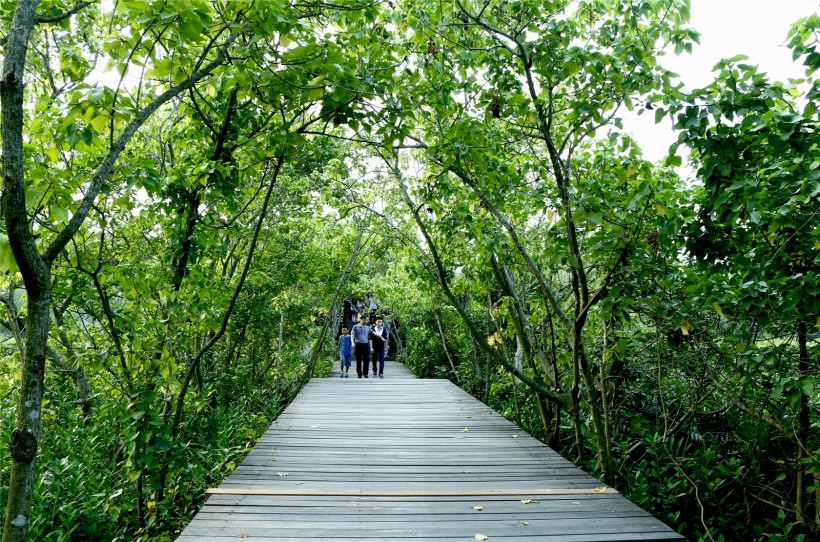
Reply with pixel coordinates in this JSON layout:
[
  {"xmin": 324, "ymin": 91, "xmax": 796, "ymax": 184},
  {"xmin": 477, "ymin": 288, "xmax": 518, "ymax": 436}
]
[
  {"xmin": 342, "ymin": 293, "xmax": 379, "ymax": 326},
  {"xmin": 338, "ymin": 315, "xmax": 390, "ymax": 378}
]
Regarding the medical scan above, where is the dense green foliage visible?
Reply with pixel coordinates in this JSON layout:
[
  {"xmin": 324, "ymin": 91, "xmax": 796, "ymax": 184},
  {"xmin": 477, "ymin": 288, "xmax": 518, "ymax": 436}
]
[{"xmin": 0, "ymin": 1, "xmax": 818, "ymax": 541}]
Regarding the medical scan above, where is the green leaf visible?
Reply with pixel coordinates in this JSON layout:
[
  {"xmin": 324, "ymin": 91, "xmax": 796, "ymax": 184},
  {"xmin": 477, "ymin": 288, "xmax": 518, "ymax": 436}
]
[
  {"xmin": 654, "ymin": 107, "xmax": 665, "ymax": 124},
  {"xmin": 305, "ymin": 87, "xmax": 324, "ymax": 101},
  {"xmin": 107, "ymin": 505, "xmax": 120, "ymax": 520},
  {"xmin": 53, "ymin": 206, "xmax": 70, "ymax": 225},
  {"xmin": 0, "ymin": 234, "xmax": 18, "ymax": 274},
  {"xmin": 665, "ymin": 154, "xmax": 682, "ymax": 167}
]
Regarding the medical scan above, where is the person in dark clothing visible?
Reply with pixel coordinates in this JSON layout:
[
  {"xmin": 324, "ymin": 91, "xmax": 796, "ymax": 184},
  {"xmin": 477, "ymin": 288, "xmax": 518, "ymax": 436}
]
[
  {"xmin": 343, "ymin": 298, "xmax": 358, "ymax": 327},
  {"xmin": 351, "ymin": 316, "xmax": 372, "ymax": 378},
  {"xmin": 370, "ymin": 318, "xmax": 388, "ymax": 378}
]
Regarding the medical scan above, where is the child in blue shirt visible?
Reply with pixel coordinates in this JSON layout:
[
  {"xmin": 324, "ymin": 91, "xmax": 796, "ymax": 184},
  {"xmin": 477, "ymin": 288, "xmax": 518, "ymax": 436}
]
[{"xmin": 338, "ymin": 327, "xmax": 353, "ymax": 378}]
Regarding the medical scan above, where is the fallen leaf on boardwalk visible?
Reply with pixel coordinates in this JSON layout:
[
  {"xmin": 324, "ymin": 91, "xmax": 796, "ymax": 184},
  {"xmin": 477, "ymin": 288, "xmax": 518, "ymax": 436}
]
[
  {"xmin": 571, "ymin": 501, "xmax": 581, "ymax": 505},
  {"xmin": 511, "ymin": 434, "xmax": 518, "ymax": 438},
  {"xmin": 234, "ymin": 534, "xmax": 250, "ymax": 539},
  {"xmin": 277, "ymin": 472, "xmax": 289, "ymax": 477},
  {"xmin": 595, "ymin": 486, "xmax": 608, "ymax": 492},
  {"xmin": 466, "ymin": 416, "xmax": 472, "ymax": 419},
  {"xmin": 475, "ymin": 535, "xmax": 489, "ymax": 541},
  {"xmin": 472, "ymin": 505, "xmax": 484, "ymax": 511},
  {"xmin": 522, "ymin": 522, "xmax": 530, "ymax": 526},
  {"xmin": 270, "ymin": 457, "xmax": 277, "ymax": 461},
  {"xmin": 463, "ymin": 427, "xmax": 469, "ymax": 432},
  {"xmin": 520, "ymin": 499, "xmax": 539, "ymax": 504},
  {"xmin": 462, "ymin": 469, "xmax": 471, "ymax": 474}
]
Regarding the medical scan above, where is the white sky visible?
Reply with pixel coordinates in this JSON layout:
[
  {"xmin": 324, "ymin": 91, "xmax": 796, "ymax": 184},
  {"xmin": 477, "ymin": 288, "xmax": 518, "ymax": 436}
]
[{"xmin": 626, "ymin": 0, "xmax": 820, "ymax": 161}]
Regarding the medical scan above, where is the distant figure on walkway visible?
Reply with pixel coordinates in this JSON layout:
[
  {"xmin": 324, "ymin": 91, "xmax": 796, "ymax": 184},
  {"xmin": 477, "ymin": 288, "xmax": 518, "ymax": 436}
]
[
  {"xmin": 351, "ymin": 316, "xmax": 372, "ymax": 378},
  {"xmin": 382, "ymin": 313, "xmax": 392, "ymax": 357},
  {"xmin": 365, "ymin": 292, "xmax": 378, "ymax": 322},
  {"xmin": 338, "ymin": 326, "xmax": 352, "ymax": 378},
  {"xmin": 343, "ymin": 298, "xmax": 358, "ymax": 327},
  {"xmin": 370, "ymin": 318, "xmax": 388, "ymax": 378}
]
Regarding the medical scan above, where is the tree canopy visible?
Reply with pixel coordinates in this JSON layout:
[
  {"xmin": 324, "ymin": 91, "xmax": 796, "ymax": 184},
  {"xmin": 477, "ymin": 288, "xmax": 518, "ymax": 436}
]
[{"xmin": 0, "ymin": 1, "xmax": 818, "ymax": 541}]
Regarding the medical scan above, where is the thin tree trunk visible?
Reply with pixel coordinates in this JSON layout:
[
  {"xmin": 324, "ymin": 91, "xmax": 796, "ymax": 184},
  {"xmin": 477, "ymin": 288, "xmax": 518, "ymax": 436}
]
[
  {"xmin": 297, "ymin": 228, "xmax": 365, "ymax": 392},
  {"xmin": 172, "ymin": 154, "xmax": 285, "ymax": 435},
  {"xmin": 547, "ymin": 311, "xmax": 562, "ymax": 449},
  {"xmin": 392, "ymin": 153, "xmax": 566, "ymax": 405},
  {"xmin": 391, "ymin": 320, "xmax": 405, "ymax": 359},
  {"xmin": 274, "ymin": 311, "xmax": 284, "ymax": 399},
  {"xmin": 576, "ymin": 337, "xmax": 614, "ymax": 484},
  {"xmin": 489, "ymin": 256, "xmax": 559, "ymax": 439},
  {"xmin": 491, "ymin": 255, "xmax": 556, "ymax": 386},
  {"xmin": 1, "ymin": 283, "xmax": 25, "ymax": 363},
  {"xmin": 571, "ymin": 346, "xmax": 584, "ymax": 465},
  {"xmin": 1, "ymin": 4, "xmax": 239, "ymax": 536},
  {"xmin": 433, "ymin": 307, "xmax": 460, "ymax": 383},
  {"xmin": 796, "ymin": 319, "xmax": 812, "ymax": 529},
  {"xmin": 172, "ymin": 88, "xmax": 238, "ymax": 290},
  {"xmin": 600, "ymin": 316, "xmax": 612, "ymax": 472},
  {"xmin": 484, "ymin": 292, "xmax": 493, "ymax": 404},
  {"xmin": 514, "ymin": 329, "xmax": 525, "ymax": 376}
]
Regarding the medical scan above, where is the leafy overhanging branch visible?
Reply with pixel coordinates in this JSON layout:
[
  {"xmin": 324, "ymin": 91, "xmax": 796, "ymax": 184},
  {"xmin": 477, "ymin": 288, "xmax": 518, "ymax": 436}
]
[
  {"xmin": 42, "ymin": 29, "xmax": 243, "ymax": 264},
  {"xmin": 171, "ymin": 154, "xmax": 285, "ymax": 435},
  {"xmin": 389, "ymin": 150, "xmax": 568, "ymax": 408}
]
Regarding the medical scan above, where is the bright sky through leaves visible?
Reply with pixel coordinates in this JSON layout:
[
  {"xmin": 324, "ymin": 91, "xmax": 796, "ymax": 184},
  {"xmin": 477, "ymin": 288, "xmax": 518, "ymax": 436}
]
[{"xmin": 628, "ymin": 0, "xmax": 819, "ymax": 160}]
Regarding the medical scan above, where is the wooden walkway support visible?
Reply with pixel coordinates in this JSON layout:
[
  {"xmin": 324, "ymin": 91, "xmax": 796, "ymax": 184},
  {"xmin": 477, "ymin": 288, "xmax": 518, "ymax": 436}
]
[{"xmin": 177, "ymin": 360, "xmax": 684, "ymax": 541}]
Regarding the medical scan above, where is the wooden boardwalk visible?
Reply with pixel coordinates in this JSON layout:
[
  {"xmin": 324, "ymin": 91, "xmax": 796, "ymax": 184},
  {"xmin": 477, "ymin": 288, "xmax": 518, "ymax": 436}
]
[{"xmin": 177, "ymin": 360, "xmax": 684, "ymax": 541}]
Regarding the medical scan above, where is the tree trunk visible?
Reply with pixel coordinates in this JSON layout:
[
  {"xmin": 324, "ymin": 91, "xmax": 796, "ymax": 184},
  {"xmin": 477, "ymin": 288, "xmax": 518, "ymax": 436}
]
[
  {"xmin": 172, "ymin": 155, "xmax": 285, "ymax": 434},
  {"xmin": 393, "ymin": 156, "xmax": 565, "ymax": 405},
  {"xmin": 484, "ymin": 292, "xmax": 493, "ymax": 404},
  {"xmin": 434, "ymin": 307, "xmax": 460, "ymax": 383},
  {"xmin": 391, "ymin": 320, "xmax": 406, "ymax": 359},
  {"xmin": 274, "ymin": 311, "xmax": 284, "ymax": 399},
  {"xmin": 576, "ymin": 337, "xmax": 614, "ymax": 485},
  {"xmin": 298, "ymin": 228, "xmax": 365, "ymax": 391},
  {"xmin": 47, "ymin": 346, "xmax": 92, "ymax": 416},
  {"xmin": 2, "ymin": 2, "xmax": 51, "ymax": 540},
  {"xmin": 3, "ymin": 288, "xmax": 50, "ymax": 542},
  {"xmin": 795, "ymin": 319, "xmax": 812, "ymax": 529},
  {"xmin": 2, "ymin": 3, "xmax": 239, "ymax": 535}
]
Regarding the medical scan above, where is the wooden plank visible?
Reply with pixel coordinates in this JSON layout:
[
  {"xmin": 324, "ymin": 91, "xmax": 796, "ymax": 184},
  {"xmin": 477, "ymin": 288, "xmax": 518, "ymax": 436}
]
[
  {"xmin": 178, "ymin": 536, "xmax": 683, "ymax": 542},
  {"xmin": 205, "ymin": 487, "xmax": 619, "ymax": 498},
  {"xmin": 178, "ymin": 518, "xmax": 679, "ymax": 536},
  {"xmin": 177, "ymin": 519, "xmax": 684, "ymax": 539}
]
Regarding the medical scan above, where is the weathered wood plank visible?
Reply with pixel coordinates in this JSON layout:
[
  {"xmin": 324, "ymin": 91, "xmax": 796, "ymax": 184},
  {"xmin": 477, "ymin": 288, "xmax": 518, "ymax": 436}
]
[
  {"xmin": 178, "ymin": 535, "xmax": 683, "ymax": 542},
  {"xmin": 205, "ymin": 487, "xmax": 618, "ymax": 497}
]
